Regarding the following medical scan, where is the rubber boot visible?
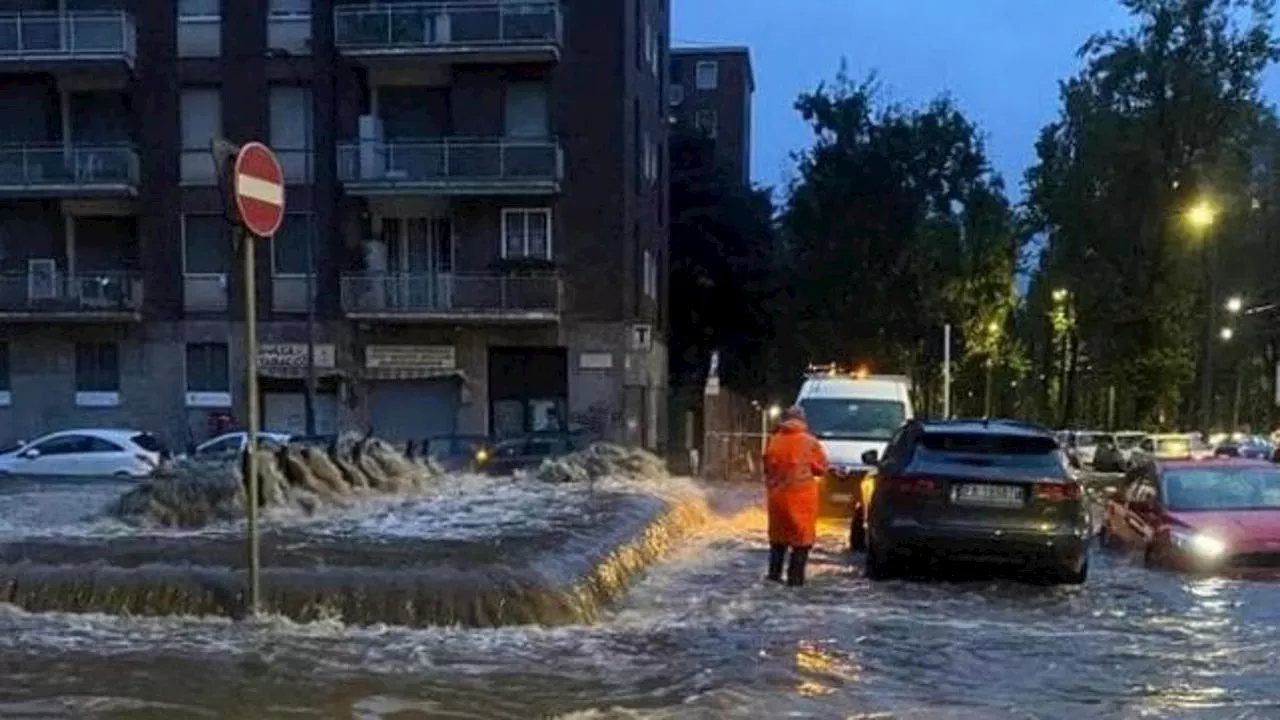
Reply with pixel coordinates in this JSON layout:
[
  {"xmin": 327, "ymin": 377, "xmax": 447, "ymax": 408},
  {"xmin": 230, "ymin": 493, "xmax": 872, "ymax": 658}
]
[
  {"xmin": 786, "ymin": 545, "xmax": 812, "ymax": 586},
  {"xmin": 767, "ymin": 543, "xmax": 787, "ymax": 582}
]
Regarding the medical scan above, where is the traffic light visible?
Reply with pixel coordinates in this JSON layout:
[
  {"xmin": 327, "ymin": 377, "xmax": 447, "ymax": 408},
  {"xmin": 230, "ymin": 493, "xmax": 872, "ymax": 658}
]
[{"xmin": 210, "ymin": 137, "xmax": 242, "ymax": 228}]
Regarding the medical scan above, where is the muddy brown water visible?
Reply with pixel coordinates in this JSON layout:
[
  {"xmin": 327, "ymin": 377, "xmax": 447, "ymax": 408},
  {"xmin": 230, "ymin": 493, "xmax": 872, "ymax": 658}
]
[{"xmin": 1, "ymin": 475, "xmax": 1279, "ymax": 719}]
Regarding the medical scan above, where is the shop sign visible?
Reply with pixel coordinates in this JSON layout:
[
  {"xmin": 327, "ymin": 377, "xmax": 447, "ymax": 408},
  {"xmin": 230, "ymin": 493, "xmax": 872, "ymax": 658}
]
[
  {"xmin": 365, "ymin": 345, "xmax": 456, "ymax": 370},
  {"xmin": 259, "ymin": 343, "xmax": 336, "ymax": 369}
]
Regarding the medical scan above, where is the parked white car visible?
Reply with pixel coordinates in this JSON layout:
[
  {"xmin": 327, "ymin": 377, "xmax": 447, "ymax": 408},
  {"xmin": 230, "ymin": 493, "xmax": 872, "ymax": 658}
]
[
  {"xmin": 191, "ymin": 431, "xmax": 291, "ymax": 461},
  {"xmin": 0, "ymin": 429, "xmax": 167, "ymax": 478}
]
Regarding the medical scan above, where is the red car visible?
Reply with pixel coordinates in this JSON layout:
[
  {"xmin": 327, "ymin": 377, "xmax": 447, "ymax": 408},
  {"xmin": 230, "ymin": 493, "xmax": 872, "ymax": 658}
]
[{"xmin": 1101, "ymin": 459, "xmax": 1280, "ymax": 574}]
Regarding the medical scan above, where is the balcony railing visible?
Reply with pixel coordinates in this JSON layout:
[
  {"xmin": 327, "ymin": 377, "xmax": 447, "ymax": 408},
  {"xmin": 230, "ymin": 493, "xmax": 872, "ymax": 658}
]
[
  {"xmin": 0, "ymin": 10, "xmax": 136, "ymax": 65},
  {"xmin": 341, "ymin": 272, "xmax": 560, "ymax": 318},
  {"xmin": 0, "ymin": 270, "xmax": 142, "ymax": 317},
  {"xmin": 334, "ymin": 1, "xmax": 561, "ymax": 57},
  {"xmin": 0, "ymin": 143, "xmax": 139, "ymax": 193},
  {"xmin": 184, "ymin": 273, "xmax": 228, "ymax": 312},
  {"xmin": 337, "ymin": 138, "xmax": 562, "ymax": 194},
  {"xmin": 272, "ymin": 274, "xmax": 315, "ymax": 313}
]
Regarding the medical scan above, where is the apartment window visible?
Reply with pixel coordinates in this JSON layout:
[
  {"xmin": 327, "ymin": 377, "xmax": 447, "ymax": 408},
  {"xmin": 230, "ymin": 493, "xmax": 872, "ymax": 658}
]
[
  {"xmin": 268, "ymin": 0, "xmax": 312, "ymax": 53},
  {"xmin": 643, "ymin": 19, "xmax": 655, "ymax": 72},
  {"xmin": 272, "ymin": 213, "xmax": 316, "ymax": 275},
  {"xmin": 695, "ymin": 60, "xmax": 719, "ymax": 90},
  {"xmin": 643, "ymin": 249, "xmax": 657, "ymax": 299},
  {"xmin": 178, "ymin": 0, "xmax": 220, "ymax": 57},
  {"xmin": 634, "ymin": 0, "xmax": 644, "ymax": 71},
  {"xmin": 75, "ymin": 342, "xmax": 120, "ymax": 406},
  {"xmin": 180, "ymin": 88, "xmax": 222, "ymax": 183},
  {"xmin": 182, "ymin": 214, "xmax": 231, "ymax": 275},
  {"xmin": 185, "ymin": 343, "xmax": 230, "ymax": 408},
  {"xmin": 695, "ymin": 109, "xmax": 718, "ymax": 139},
  {"xmin": 504, "ymin": 82, "xmax": 550, "ymax": 138},
  {"xmin": 269, "ymin": 86, "xmax": 313, "ymax": 182},
  {"xmin": 649, "ymin": 27, "xmax": 660, "ymax": 76},
  {"xmin": 501, "ymin": 208, "xmax": 551, "ymax": 259},
  {"xmin": 0, "ymin": 342, "xmax": 9, "ymax": 407}
]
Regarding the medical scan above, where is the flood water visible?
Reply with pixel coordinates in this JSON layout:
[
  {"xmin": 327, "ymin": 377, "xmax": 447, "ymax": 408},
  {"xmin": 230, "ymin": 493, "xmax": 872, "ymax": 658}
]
[{"xmin": 2, "ymin": 476, "xmax": 1280, "ymax": 719}]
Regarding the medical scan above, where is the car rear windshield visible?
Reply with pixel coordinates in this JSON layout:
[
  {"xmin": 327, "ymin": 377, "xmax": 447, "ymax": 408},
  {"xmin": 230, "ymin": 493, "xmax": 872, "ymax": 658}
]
[
  {"xmin": 130, "ymin": 433, "xmax": 167, "ymax": 453},
  {"xmin": 1165, "ymin": 467, "xmax": 1280, "ymax": 511},
  {"xmin": 915, "ymin": 432, "xmax": 1064, "ymax": 470}
]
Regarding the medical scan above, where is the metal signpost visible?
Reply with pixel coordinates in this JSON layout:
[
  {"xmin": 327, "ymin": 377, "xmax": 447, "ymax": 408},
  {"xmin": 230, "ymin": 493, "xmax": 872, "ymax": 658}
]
[{"xmin": 213, "ymin": 138, "xmax": 285, "ymax": 617}]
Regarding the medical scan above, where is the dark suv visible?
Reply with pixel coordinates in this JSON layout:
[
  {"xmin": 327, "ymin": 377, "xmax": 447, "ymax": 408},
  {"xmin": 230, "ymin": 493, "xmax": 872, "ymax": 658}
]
[{"xmin": 857, "ymin": 419, "xmax": 1090, "ymax": 584}]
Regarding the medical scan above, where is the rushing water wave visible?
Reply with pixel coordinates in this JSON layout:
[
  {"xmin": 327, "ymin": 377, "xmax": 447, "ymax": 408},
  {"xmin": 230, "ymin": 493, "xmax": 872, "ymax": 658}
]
[{"xmin": 2, "ymin": 479, "xmax": 1280, "ymax": 718}]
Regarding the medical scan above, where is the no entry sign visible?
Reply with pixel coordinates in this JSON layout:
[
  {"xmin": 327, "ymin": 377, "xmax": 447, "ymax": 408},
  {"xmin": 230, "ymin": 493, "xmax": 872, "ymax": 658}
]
[{"xmin": 233, "ymin": 142, "xmax": 285, "ymax": 238}]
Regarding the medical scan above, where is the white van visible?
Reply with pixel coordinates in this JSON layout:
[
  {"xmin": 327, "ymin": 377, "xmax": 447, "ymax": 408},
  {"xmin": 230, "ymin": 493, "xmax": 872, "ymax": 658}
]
[{"xmin": 794, "ymin": 370, "xmax": 914, "ymax": 518}]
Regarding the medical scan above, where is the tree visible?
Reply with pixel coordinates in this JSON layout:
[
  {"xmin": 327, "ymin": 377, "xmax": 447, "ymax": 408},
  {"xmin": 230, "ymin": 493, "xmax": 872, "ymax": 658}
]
[
  {"xmin": 779, "ymin": 70, "xmax": 1026, "ymax": 414},
  {"xmin": 1022, "ymin": 0, "xmax": 1279, "ymax": 429},
  {"xmin": 667, "ymin": 131, "xmax": 779, "ymax": 396}
]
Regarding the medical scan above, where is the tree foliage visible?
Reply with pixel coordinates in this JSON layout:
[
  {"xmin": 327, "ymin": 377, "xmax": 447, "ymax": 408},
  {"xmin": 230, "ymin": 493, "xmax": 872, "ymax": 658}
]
[
  {"xmin": 1023, "ymin": 0, "xmax": 1279, "ymax": 429},
  {"xmin": 667, "ymin": 131, "xmax": 778, "ymax": 393},
  {"xmin": 779, "ymin": 71, "xmax": 1026, "ymax": 414}
]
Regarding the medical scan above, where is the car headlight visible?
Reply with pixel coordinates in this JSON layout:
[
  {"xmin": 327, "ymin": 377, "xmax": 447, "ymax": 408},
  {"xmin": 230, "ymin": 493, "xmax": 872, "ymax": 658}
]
[{"xmin": 1171, "ymin": 530, "xmax": 1227, "ymax": 559}]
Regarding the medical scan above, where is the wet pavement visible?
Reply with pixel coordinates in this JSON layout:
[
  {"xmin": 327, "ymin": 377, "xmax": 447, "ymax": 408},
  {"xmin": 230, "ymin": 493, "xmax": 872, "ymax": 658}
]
[{"xmin": 2, "ymin": 475, "xmax": 1280, "ymax": 718}]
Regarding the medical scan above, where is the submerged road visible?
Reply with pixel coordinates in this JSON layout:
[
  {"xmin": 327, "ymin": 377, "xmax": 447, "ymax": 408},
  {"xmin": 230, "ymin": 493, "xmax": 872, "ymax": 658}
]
[{"xmin": 1, "ymin": 475, "xmax": 1279, "ymax": 719}]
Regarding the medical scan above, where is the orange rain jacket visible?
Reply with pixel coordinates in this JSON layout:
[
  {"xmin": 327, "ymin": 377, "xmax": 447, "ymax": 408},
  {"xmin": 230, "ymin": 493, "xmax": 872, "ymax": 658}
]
[{"xmin": 763, "ymin": 418, "xmax": 829, "ymax": 547}]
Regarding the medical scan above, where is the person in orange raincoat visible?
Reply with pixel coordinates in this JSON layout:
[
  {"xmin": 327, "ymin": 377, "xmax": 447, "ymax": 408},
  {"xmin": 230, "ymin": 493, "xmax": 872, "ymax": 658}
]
[{"xmin": 763, "ymin": 406, "xmax": 829, "ymax": 586}]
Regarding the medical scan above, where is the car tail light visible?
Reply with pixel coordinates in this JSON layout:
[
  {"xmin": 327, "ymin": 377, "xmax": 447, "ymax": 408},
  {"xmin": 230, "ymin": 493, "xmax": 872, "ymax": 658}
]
[
  {"xmin": 1034, "ymin": 482, "xmax": 1082, "ymax": 501},
  {"xmin": 894, "ymin": 477, "xmax": 941, "ymax": 494}
]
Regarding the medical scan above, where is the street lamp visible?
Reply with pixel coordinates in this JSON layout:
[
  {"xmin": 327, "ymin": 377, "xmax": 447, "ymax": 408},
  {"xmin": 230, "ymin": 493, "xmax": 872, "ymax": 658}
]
[
  {"xmin": 1226, "ymin": 296, "xmax": 1243, "ymax": 314},
  {"xmin": 1052, "ymin": 288, "xmax": 1069, "ymax": 303},
  {"xmin": 1185, "ymin": 199, "xmax": 1218, "ymax": 229},
  {"xmin": 760, "ymin": 403, "xmax": 782, "ymax": 456},
  {"xmin": 1220, "ymin": 327, "xmax": 1234, "ymax": 341}
]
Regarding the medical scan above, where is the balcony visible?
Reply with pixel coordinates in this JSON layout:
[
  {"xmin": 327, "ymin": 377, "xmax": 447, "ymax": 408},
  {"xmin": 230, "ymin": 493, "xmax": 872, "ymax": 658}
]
[
  {"xmin": 0, "ymin": 143, "xmax": 139, "ymax": 197},
  {"xmin": 0, "ymin": 270, "xmax": 142, "ymax": 322},
  {"xmin": 334, "ymin": 1, "xmax": 561, "ymax": 65},
  {"xmin": 272, "ymin": 274, "xmax": 315, "ymax": 313},
  {"xmin": 341, "ymin": 272, "xmax": 560, "ymax": 322},
  {"xmin": 0, "ymin": 10, "xmax": 136, "ymax": 77},
  {"xmin": 338, "ymin": 138, "xmax": 562, "ymax": 196},
  {"xmin": 184, "ymin": 274, "xmax": 227, "ymax": 313}
]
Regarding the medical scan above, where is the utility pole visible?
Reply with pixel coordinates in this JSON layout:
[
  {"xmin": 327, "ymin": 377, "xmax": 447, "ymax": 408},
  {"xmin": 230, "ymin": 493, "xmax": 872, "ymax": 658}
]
[{"xmin": 942, "ymin": 323, "xmax": 952, "ymax": 419}]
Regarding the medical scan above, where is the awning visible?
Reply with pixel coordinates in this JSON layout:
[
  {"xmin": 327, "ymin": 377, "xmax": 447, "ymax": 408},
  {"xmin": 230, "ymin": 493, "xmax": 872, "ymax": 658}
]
[
  {"xmin": 258, "ymin": 365, "xmax": 345, "ymax": 380},
  {"xmin": 360, "ymin": 367, "xmax": 469, "ymax": 382}
]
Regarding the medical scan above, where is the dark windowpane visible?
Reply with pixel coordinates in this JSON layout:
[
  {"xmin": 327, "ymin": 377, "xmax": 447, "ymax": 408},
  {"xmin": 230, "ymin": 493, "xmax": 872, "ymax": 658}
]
[
  {"xmin": 0, "ymin": 342, "xmax": 9, "ymax": 391},
  {"xmin": 74, "ymin": 342, "xmax": 119, "ymax": 392},
  {"xmin": 272, "ymin": 213, "xmax": 314, "ymax": 274},
  {"xmin": 185, "ymin": 342, "xmax": 229, "ymax": 392},
  {"xmin": 183, "ymin": 215, "xmax": 232, "ymax": 274}
]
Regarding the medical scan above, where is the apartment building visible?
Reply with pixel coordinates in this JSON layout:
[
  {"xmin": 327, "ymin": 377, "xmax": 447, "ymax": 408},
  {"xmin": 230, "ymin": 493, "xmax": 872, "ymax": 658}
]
[
  {"xmin": 0, "ymin": 0, "xmax": 670, "ymax": 451},
  {"xmin": 669, "ymin": 46, "xmax": 753, "ymax": 185}
]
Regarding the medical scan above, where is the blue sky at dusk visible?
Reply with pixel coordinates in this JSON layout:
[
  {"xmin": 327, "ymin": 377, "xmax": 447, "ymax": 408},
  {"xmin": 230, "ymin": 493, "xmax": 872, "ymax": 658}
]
[{"xmin": 673, "ymin": 0, "xmax": 1280, "ymax": 197}]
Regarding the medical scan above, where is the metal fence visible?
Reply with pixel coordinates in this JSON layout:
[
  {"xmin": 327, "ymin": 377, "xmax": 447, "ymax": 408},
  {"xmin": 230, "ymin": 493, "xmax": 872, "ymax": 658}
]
[{"xmin": 334, "ymin": 1, "xmax": 562, "ymax": 52}]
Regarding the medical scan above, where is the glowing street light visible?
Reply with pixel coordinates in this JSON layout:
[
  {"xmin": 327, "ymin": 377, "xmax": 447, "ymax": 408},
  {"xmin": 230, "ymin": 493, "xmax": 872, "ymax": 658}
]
[
  {"xmin": 1052, "ymin": 288, "xmax": 1069, "ymax": 303},
  {"xmin": 1185, "ymin": 199, "xmax": 1218, "ymax": 229},
  {"xmin": 767, "ymin": 404, "xmax": 782, "ymax": 419},
  {"xmin": 1225, "ymin": 296, "xmax": 1243, "ymax": 314},
  {"xmin": 1220, "ymin": 327, "xmax": 1235, "ymax": 341},
  {"xmin": 987, "ymin": 320, "xmax": 1001, "ymax": 334}
]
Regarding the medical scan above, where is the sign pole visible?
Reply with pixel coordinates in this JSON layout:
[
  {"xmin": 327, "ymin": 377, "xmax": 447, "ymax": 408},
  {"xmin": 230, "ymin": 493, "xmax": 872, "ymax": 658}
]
[
  {"xmin": 242, "ymin": 225, "xmax": 261, "ymax": 616},
  {"xmin": 942, "ymin": 323, "xmax": 952, "ymax": 419}
]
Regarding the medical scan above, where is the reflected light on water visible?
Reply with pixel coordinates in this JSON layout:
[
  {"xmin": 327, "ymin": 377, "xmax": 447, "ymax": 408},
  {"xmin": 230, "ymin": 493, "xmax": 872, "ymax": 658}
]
[{"xmin": 794, "ymin": 639, "xmax": 861, "ymax": 697}]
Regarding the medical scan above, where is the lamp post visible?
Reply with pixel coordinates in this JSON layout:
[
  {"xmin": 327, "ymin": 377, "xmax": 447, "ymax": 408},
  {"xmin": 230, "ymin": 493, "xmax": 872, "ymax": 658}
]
[
  {"xmin": 266, "ymin": 48, "xmax": 318, "ymax": 436},
  {"xmin": 984, "ymin": 320, "xmax": 1000, "ymax": 417},
  {"xmin": 760, "ymin": 403, "xmax": 781, "ymax": 456},
  {"xmin": 1186, "ymin": 198, "xmax": 1218, "ymax": 437}
]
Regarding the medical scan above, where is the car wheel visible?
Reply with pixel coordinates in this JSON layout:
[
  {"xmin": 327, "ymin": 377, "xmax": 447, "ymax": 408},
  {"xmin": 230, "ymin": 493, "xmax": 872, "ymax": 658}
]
[
  {"xmin": 1052, "ymin": 555, "xmax": 1089, "ymax": 585},
  {"xmin": 112, "ymin": 471, "xmax": 132, "ymax": 479},
  {"xmin": 848, "ymin": 505, "xmax": 867, "ymax": 553},
  {"xmin": 864, "ymin": 536, "xmax": 899, "ymax": 581}
]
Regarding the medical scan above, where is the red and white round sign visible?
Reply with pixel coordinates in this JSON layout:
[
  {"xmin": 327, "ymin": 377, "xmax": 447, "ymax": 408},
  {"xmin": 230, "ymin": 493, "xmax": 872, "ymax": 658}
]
[{"xmin": 233, "ymin": 142, "xmax": 286, "ymax": 238}]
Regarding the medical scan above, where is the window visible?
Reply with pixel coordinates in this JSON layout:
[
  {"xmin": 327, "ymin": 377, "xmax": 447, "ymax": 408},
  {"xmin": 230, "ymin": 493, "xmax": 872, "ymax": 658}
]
[
  {"xmin": 272, "ymin": 213, "xmax": 316, "ymax": 275},
  {"xmin": 695, "ymin": 109, "xmax": 718, "ymax": 138},
  {"xmin": 643, "ymin": 249, "xmax": 657, "ymax": 298},
  {"xmin": 643, "ymin": 19, "xmax": 655, "ymax": 71},
  {"xmin": 179, "ymin": 0, "xmax": 218, "ymax": 15},
  {"xmin": 649, "ymin": 27, "xmax": 660, "ymax": 76},
  {"xmin": 178, "ymin": 0, "xmax": 220, "ymax": 57},
  {"xmin": 501, "ymin": 208, "xmax": 551, "ymax": 259},
  {"xmin": 270, "ymin": 86, "xmax": 313, "ymax": 182},
  {"xmin": 269, "ymin": 0, "xmax": 309, "ymax": 14},
  {"xmin": 633, "ymin": 97, "xmax": 643, "ymax": 187},
  {"xmin": 695, "ymin": 60, "xmax": 718, "ymax": 90},
  {"xmin": 185, "ymin": 342, "xmax": 230, "ymax": 408},
  {"xmin": 0, "ymin": 342, "xmax": 9, "ymax": 407},
  {"xmin": 196, "ymin": 433, "xmax": 243, "ymax": 458},
  {"xmin": 31, "ymin": 434, "xmax": 96, "ymax": 456},
  {"xmin": 182, "ymin": 214, "xmax": 231, "ymax": 274},
  {"xmin": 75, "ymin": 343, "xmax": 120, "ymax": 406},
  {"xmin": 504, "ymin": 82, "xmax": 549, "ymax": 139},
  {"xmin": 668, "ymin": 84, "xmax": 684, "ymax": 106},
  {"xmin": 181, "ymin": 88, "xmax": 222, "ymax": 183}
]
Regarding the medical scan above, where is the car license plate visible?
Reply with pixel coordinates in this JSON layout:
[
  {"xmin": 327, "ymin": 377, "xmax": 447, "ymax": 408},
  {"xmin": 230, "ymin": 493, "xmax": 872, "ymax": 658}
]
[
  {"xmin": 953, "ymin": 483, "xmax": 1024, "ymax": 508},
  {"xmin": 830, "ymin": 492, "xmax": 853, "ymax": 503}
]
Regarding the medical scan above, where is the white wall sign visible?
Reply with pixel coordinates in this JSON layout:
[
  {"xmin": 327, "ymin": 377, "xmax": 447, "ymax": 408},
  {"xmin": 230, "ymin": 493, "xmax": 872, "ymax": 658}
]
[
  {"xmin": 259, "ymin": 343, "xmax": 336, "ymax": 369},
  {"xmin": 630, "ymin": 323, "xmax": 653, "ymax": 351},
  {"xmin": 186, "ymin": 391, "xmax": 232, "ymax": 408},
  {"xmin": 579, "ymin": 352, "xmax": 614, "ymax": 370},
  {"xmin": 0, "ymin": 390, "xmax": 11, "ymax": 407},
  {"xmin": 365, "ymin": 344, "xmax": 456, "ymax": 370},
  {"xmin": 75, "ymin": 391, "xmax": 120, "ymax": 408}
]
